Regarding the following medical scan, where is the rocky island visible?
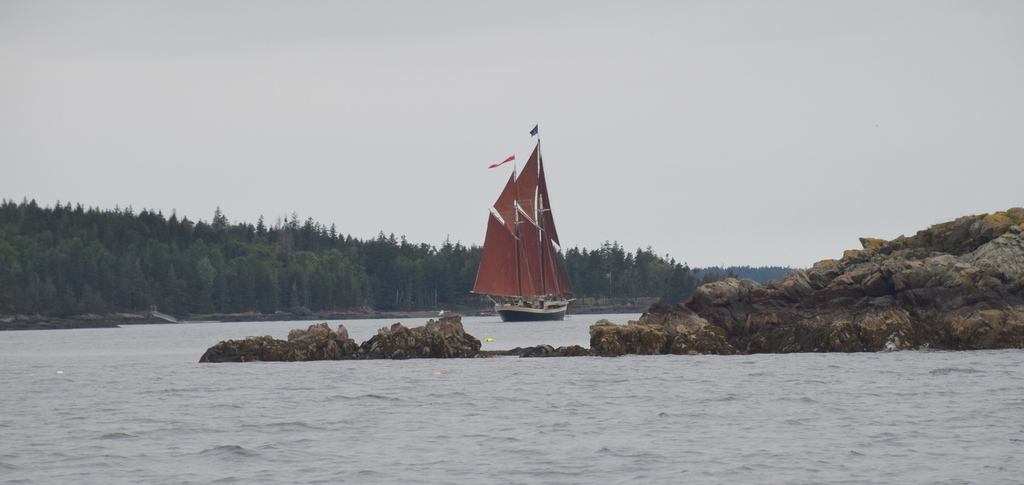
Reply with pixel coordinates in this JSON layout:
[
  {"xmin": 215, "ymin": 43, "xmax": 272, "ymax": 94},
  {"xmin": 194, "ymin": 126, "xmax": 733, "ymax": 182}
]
[
  {"xmin": 644, "ymin": 207, "xmax": 1024, "ymax": 354},
  {"xmin": 201, "ymin": 208, "xmax": 1024, "ymax": 362},
  {"xmin": 592, "ymin": 208, "xmax": 1024, "ymax": 355}
]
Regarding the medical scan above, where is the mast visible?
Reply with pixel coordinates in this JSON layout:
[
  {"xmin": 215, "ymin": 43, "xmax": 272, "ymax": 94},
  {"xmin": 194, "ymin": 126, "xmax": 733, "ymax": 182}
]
[
  {"xmin": 537, "ymin": 139, "xmax": 546, "ymax": 297},
  {"xmin": 514, "ymin": 172, "xmax": 522, "ymax": 298}
]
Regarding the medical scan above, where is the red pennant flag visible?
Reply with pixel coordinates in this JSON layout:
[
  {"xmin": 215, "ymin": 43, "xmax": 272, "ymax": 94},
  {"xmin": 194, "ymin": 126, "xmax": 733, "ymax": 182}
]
[{"xmin": 488, "ymin": 155, "xmax": 515, "ymax": 169}]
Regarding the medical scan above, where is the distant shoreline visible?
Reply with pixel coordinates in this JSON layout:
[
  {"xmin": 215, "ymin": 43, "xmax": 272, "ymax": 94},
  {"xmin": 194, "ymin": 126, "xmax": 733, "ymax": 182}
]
[{"xmin": 0, "ymin": 304, "xmax": 647, "ymax": 331}]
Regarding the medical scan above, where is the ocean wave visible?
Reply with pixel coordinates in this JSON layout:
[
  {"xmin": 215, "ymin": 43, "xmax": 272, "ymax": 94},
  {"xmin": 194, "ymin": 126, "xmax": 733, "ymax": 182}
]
[
  {"xmin": 196, "ymin": 445, "xmax": 261, "ymax": 460},
  {"xmin": 98, "ymin": 432, "xmax": 134, "ymax": 440},
  {"xmin": 326, "ymin": 393, "xmax": 402, "ymax": 402},
  {"xmin": 929, "ymin": 367, "xmax": 985, "ymax": 375}
]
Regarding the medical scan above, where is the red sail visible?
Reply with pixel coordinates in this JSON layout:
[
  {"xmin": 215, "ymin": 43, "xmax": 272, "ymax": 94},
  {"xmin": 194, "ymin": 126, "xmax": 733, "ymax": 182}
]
[
  {"xmin": 537, "ymin": 162, "xmax": 560, "ymax": 246},
  {"xmin": 536, "ymin": 145, "xmax": 570, "ymax": 295},
  {"xmin": 472, "ymin": 213, "xmax": 520, "ymax": 297},
  {"xmin": 517, "ymin": 211, "xmax": 544, "ymax": 296},
  {"xmin": 516, "ymin": 145, "xmax": 539, "ymax": 222},
  {"xmin": 493, "ymin": 172, "xmax": 518, "ymax": 233},
  {"xmin": 543, "ymin": 238, "xmax": 573, "ymax": 296},
  {"xmin": 556, "ymin": 242, "xmax": 573, "ymax": 294}
]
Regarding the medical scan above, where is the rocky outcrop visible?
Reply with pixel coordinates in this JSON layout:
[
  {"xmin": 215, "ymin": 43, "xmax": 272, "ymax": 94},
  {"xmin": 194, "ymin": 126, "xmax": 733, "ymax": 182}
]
[
  {"xmin": 202, "ymin": 316, "xmax": 601, "ymax": 361},
  {"xmin": 1, "ymin": 313, "xmax": 169, "ymax": 331},
  {"xmin": 589, "ymin": 313, "xmax": 738, "ymax": 356},
  {"xmin": 199, "ymin": 322, "xmax": 361, "ymax": 362},
  {"xmin": 602, "ymin": 208, "xmax": 1024, "ymax": 354},
  {"xmin": 507, "ymin": 345, "xmax": 590, "ymax": 357},
  {"xmin": 360, "ymin": 318, "xmax": 481, "ymax": 359},
  {"xmin": 200, "ymin": 316, "xmax": 480, "ymax": 362}
]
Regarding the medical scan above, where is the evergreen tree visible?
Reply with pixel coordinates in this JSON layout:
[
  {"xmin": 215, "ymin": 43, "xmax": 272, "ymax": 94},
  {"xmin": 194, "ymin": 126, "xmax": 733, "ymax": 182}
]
[{"xmin": 0, "ymin": 199, "xmax": 790, "ymax": 317}]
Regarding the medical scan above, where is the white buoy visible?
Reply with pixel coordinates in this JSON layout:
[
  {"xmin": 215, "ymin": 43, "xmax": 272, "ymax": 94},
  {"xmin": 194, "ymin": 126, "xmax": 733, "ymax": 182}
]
[{"xmin": 55, "ymin": 370, "xmax": 64, "ymax": 375}]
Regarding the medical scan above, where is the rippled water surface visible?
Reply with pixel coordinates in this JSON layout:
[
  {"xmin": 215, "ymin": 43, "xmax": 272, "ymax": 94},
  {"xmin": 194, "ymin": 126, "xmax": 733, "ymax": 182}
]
[{"xmin": 2, "ymin": 314, "xmax": 1022, "ymax": 484}]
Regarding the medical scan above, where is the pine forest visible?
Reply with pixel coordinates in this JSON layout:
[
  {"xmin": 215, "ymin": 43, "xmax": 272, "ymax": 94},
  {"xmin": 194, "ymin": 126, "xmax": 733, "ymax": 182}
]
[{"xmin": 0, "ymin": 199, "xmax": 791, "ymax": 317}]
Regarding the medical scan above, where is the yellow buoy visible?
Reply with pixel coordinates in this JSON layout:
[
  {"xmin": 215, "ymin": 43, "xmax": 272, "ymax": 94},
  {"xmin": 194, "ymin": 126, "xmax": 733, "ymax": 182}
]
[{"xmin": 485, "ymin": 338, "xmax": 493, "ymax": 342}]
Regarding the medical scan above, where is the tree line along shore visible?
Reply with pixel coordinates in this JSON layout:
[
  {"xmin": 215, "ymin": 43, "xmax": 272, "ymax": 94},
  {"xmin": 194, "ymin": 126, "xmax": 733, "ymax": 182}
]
[{"xmin": 0, "ymin": 198, "xmax": 790, "ymax": 329}]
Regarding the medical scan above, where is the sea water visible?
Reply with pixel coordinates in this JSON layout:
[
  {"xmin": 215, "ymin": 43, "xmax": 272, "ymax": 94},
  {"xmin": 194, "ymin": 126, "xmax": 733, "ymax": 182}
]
[{"xmin": 1, "ymin": 314, "xmax": 1022, "ymax": 484}]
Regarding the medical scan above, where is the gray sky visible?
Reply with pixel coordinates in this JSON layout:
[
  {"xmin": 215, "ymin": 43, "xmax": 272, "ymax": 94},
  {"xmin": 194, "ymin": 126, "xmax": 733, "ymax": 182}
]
[{"xmin": 2, "ymin": 1, "xmax": 1022, "ymax": 268}]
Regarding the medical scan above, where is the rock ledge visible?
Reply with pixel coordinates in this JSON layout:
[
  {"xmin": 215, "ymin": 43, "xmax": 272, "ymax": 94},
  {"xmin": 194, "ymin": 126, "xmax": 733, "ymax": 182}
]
[{"xmin": 592, "ymin": 208, "xmax": 1024, "ymax": 355}]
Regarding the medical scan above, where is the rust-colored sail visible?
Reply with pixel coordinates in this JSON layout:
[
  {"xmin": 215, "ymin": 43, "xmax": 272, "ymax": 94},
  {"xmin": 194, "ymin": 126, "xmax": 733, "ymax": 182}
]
[
  {"xmin": 543, "ymin": 238, "xmax": 573, "ymax": 296},
  {"xmin": 493, "ymin": 172, "xmax": 518, "ymax": 233},
  {"xmin": 517, "ymin": 211, "xmax": 544, "ymax": 296},
  {"xmin": 537, "ymin": 163, "xmax": 560, "ymax": 246},
  {"xmin": 472, "ymin": 213, "xmax": 520, "ymax": 297},
  {"xmin": 516, "ymin": 145, "xmax": 539, "ymax": 222}
]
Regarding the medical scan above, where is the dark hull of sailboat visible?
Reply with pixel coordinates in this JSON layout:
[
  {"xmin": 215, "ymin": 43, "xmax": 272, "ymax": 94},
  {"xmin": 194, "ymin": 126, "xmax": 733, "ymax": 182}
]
[{"xmin": 497, "ymin": 306, "xmax": 567, "ymax": 322}]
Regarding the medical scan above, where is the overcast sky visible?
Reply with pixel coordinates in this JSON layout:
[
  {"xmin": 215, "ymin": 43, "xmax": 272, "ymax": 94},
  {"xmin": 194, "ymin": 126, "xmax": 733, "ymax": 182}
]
[{"xmin": 2, "ymin": 1, "xmax": 1022, "ymax": 268}]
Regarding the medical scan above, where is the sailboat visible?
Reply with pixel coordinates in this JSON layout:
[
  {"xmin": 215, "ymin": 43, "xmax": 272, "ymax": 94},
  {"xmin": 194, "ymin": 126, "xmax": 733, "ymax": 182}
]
[{"xmin": 472, "ymin": 133, "xmax": 573, "ymax": 321}]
